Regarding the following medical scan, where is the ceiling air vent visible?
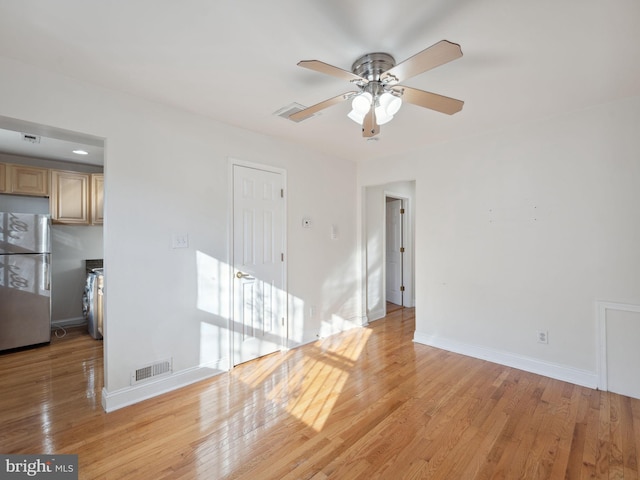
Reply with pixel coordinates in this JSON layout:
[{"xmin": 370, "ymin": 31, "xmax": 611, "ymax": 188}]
[
  {"xmin": 273, "ymin": 102, "xmax": 317, "ymax": 123},
  {"xmin": 21, "ymin": 133, "xmax": 41, "ymax": 144}
]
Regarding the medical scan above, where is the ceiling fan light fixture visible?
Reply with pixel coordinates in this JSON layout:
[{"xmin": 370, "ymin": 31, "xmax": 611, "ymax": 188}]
[
  {"xmin": 294, "ymin": 39, "xmax": 464, "ymax": 137},
  {"xmin": 379, "ymin": 92, "xmax": 402, "ymax": 116},
  {"xmin": 374, "ymin": 105, "xmax": 393, "ymax": 125},
  {"xmin": 348, "ymin": 109, "xmax": 366, "ymax": 125},
  {"xmin": 351, "ymin": 92, "xmax": 372, "ymax": 115}
]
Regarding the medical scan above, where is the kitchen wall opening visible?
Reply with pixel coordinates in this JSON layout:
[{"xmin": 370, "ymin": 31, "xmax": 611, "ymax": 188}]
[{"xmin": 0, "ymin": 116, "xmax": 105, "ymax": 353}]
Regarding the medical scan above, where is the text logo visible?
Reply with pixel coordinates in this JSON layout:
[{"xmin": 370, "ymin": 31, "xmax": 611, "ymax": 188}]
[{"xmin": 0, "ymin": 455, "xmax": 78, "ymax": 479}]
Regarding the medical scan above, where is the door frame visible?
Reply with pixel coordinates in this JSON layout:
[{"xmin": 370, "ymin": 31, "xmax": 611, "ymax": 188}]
[
  {"xmin": 228, "ymin": 157, "xmax": 288, "ymax": 368},
  {"xmin": 597, "ymin": 301, "xmax": 640, "ymax": 396},
  {"xmin": 362, "ymin": 183, "xmax": 415, "ymax": 322},
  {"xmin": 383, "ymin": 191, "xmax": 413, "ymax": 312},
  {"xmin": 384, "ymin": 196, "xmax": 404, "ymax": 307}
]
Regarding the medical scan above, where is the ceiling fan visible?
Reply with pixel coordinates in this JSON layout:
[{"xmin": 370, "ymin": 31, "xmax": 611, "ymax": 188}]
[{"xmin": 289, "ymin": 40, "xmax": 464, "ymax": 138}]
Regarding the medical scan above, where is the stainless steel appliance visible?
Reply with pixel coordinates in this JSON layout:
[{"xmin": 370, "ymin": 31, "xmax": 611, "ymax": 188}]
[
  {"xmin": 83, "ymin": 267, "xmax": 103, "ymax": 340},
  {"xmin": 0, "ymin": 212, "xmax": 52, "ymax": 351}
]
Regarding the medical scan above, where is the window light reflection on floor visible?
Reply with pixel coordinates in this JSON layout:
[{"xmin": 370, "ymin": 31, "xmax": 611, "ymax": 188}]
[{"xmin": 267, "ymin": 327, "xmax": 372, "ymax": 431}]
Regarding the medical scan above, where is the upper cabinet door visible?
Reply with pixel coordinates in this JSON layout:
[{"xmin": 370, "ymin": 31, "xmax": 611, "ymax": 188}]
[
  {"xmin": 91, "ymin": 174, "xmax": 104, "ymax": 225},
  {"xmin": 50, "ymin": 170, "xmax": 90, "ymax": 225},
  {"xmin": 0, "ymin": 163, "xmax": 7, "ymax": 193},
  {"xmin": 9, "ymin": 165, "xmax": 49, "ymax": 196}
]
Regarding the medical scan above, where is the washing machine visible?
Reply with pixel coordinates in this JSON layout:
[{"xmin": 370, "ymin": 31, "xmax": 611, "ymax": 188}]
[{"xmin": 82, "ymin": 268, "xmax": 103, "ymax": 339}]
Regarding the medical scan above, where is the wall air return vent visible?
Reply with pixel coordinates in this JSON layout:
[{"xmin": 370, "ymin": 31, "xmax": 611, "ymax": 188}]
[{"xmin": 131, "ymin": 358, "xmax": 172, "ymax": 385}]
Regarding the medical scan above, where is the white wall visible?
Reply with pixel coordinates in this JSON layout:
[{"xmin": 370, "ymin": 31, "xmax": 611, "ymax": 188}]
[
  {"xmin": 50, "ymin": 225, "xmax": 103, "ymax": 323},
  {"xmin": 359, "ymin": 95, "xmax": 640, "ymax": 388},
  {"xmin": 0, "ymin": 56, "xmax": 362, "ymax": 410}
]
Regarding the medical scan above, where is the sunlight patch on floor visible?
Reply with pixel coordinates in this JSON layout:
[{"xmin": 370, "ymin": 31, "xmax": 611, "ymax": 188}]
[{"xmin": 268, "ymin": 328, "xmax": 372, "ymax": 431}]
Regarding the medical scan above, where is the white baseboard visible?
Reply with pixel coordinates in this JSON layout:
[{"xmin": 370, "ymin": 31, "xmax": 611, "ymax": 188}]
[
  {"xmin": 101, "ymin": 360, "xmax": 227, "ymax": 412},
  {"xmin": 319, "ymin": 315, "xmax": 367, "ymax": 338},
  {"xmin": 289, "ymin": 315, "xmax": 369, "ymax": 349},
  {"xmin": 52, "ymin": 317, "xmax": 86, "ymax": 327},
  {"xmin": 103, "ymin": 313, "xmax": 370, "ymax": 412},
  {"xmin": 413, "ymin": 331, "xmax": 598, "ymax": 389},
  {"xmin": 367, "ymin": 308, "xmax": 385, "ymax": 322}
]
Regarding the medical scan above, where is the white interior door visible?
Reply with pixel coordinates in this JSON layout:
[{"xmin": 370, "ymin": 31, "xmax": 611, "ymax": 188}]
[
  {"xmin": 233, "ymin": 164, "xmax": 285, "ymax": 366},
  {"xmin": 385, "ymin": 198, "xmax": 403, "ymax": 306}
]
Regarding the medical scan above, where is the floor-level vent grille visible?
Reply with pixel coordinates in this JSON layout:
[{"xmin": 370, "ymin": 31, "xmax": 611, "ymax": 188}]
[{"xmin": 131, "ymin": 359, "xmax": 172, "ymax": 385}]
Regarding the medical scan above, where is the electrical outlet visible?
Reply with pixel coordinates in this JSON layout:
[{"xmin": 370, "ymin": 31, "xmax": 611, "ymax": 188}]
[{"xmin": 537, "ymin": 330, "xmax": 548, "ymax": 344}]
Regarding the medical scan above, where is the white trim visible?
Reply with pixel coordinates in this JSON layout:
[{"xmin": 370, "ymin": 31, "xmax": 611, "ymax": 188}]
[
  {"xmin": 51, "ymin": 316, "xmax": 86, "ymax": 327},
  {"xmin": 359, "ymin": 186, "xmax": 368, "ymax": 333},
  {"xmin": 367, "ymin": 308, "xmax": 386, "ymax": 323},
  {"xmin": 102, "ymin": 361, "xmax": 226, "ymax": 412},
  {"xmin": 278, "ymin": 313, "xmax": 370, "ymax": 350},
  {"xmin": 596, "ymin": 301, "xmax": 640, "ymax": 391},
  {"xmin": 414, "ymin": 332, "xmax": 598, "ymax": 389}
]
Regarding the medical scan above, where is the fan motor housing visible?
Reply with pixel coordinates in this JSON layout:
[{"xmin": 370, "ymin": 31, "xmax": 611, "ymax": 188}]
[{"xmin": 351, "ymin": 53, "xmax": 395, "ymax": 82}]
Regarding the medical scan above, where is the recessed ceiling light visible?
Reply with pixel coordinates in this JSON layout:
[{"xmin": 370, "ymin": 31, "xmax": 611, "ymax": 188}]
[{"xmin": 72, "ymin": 149, "xmax": 89, "ymax": 155}]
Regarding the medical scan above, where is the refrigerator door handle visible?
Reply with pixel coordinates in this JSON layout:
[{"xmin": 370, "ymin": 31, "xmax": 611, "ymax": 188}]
[{"xmin": 43, "ymin": 258, "xmax": 51, "ymax": 291}]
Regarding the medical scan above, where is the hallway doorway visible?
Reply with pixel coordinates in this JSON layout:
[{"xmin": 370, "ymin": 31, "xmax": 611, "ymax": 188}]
[{"xmin": 364, "ymin": 181, "xmax": 415, "ymax": 322}]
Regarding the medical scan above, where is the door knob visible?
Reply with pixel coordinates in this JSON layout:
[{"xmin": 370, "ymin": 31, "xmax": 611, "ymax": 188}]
[{"xmin": 236, "ymin": 271, "xmax": 253, "ymax": 279}]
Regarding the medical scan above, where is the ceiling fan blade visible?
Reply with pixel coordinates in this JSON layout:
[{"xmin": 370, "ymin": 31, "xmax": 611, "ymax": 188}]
[
  {"xmin": 288, "ymin": 91, "xmax": 358, "ymax": 122},
  {"xmin": 298, "ymin": 60, "xmax": 365, "ymax": 83},
  {"xmin": 397, "ymin": 86, "xmax": 464, "ymax": 115},
  {"xmin": 381, "ymin": 40, "xmax": 462, "ymax": 84},
  {"xmin": 362, "ymin": 107, "xmax": 379, "ymax": 137}
]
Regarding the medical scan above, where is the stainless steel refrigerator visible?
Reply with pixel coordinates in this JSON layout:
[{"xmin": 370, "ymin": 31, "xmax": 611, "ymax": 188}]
[{"xmin": 0, "ymin": 212, "xmax": 51, "ymax": 351}]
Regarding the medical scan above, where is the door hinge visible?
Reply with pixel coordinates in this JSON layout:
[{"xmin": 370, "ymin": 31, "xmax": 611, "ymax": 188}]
[
  {"xmin": 400, "ymin": 285, "xmax": 405, "ymax": 292},
  {"xmin": 282, "ymin": 317, "xmax": 285, "ymax": 326},
  {"xmin": 400, "ymin": 247, "xmax": 405, "ymax": 253},
  {"xmin": 400, "ymin": 208, "xmax": 405, "ymax": 214},
  {"xmin": 281, "ymin": 188, "xmax": 284, "ymax": 198},
  {"xmin": 281, "ymin": 253, "xmax": 284, "ymax": 262}
]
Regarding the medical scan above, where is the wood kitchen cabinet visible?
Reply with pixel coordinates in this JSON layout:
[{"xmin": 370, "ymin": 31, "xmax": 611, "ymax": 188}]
[
  {"xmin": 50, "ymin": 170, "xmax": 90, "ymax": 224},
  {"xmin": 90, "ymin": 173, "xmax": 104, "ymax": 225},
  {"xmin": 8, "ymin": 164, "xmax": 49, "ymax": 196},
  {"xmin": 0, "ymin": 163, "xmax": 6, "ymax": 193},
  {"xmin": 1, "ymin": 162, "xmax": 103, "ymax": 225}
]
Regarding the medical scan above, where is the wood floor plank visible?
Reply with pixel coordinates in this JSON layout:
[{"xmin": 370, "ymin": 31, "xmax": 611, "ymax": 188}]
[
  {"xmin": 620, "ymin": 395, "xmax": 639, "ymax": 478},
  {"xmin": 2, "ymin": 310, "xmax": 640, "ymax": 479},
  {"xmin": 610, "ymin": 393, "xmax": 626, "ymax": 479},
  {"xmin": 632, "ymin": 399, "xmax": 640, "ymax": 480}
]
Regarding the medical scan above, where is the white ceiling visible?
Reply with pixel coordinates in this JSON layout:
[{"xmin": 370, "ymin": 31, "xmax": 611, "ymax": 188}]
[
  {"xmin": 0, "ymin": 0, "xmax": 639, "ymax": 163},
  {"xmin": 0, "ymin": 117, "xmax": 104, "ymax": 166}
]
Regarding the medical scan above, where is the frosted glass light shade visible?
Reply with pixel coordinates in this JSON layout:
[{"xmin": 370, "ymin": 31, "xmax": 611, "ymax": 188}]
[
  {"xmin": 374, "ymin": 105, "xmax": 393, "ymax": 125},
  {"xmin": 348, "ymin": 109, "xmax": 366, "ymax": 125},
  {"xmin": 379, "ymin": 92, "xmax": 402, "ymax": 116},
  {"xmin": 351, "ymin": 92, "xmax": 372, "ymax": 114}
]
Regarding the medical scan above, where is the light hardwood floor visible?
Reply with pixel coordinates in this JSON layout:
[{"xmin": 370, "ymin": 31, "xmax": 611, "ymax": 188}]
[{"xmin": 1, "ymin": 308, "xmax": 639, "ymax": 479}]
